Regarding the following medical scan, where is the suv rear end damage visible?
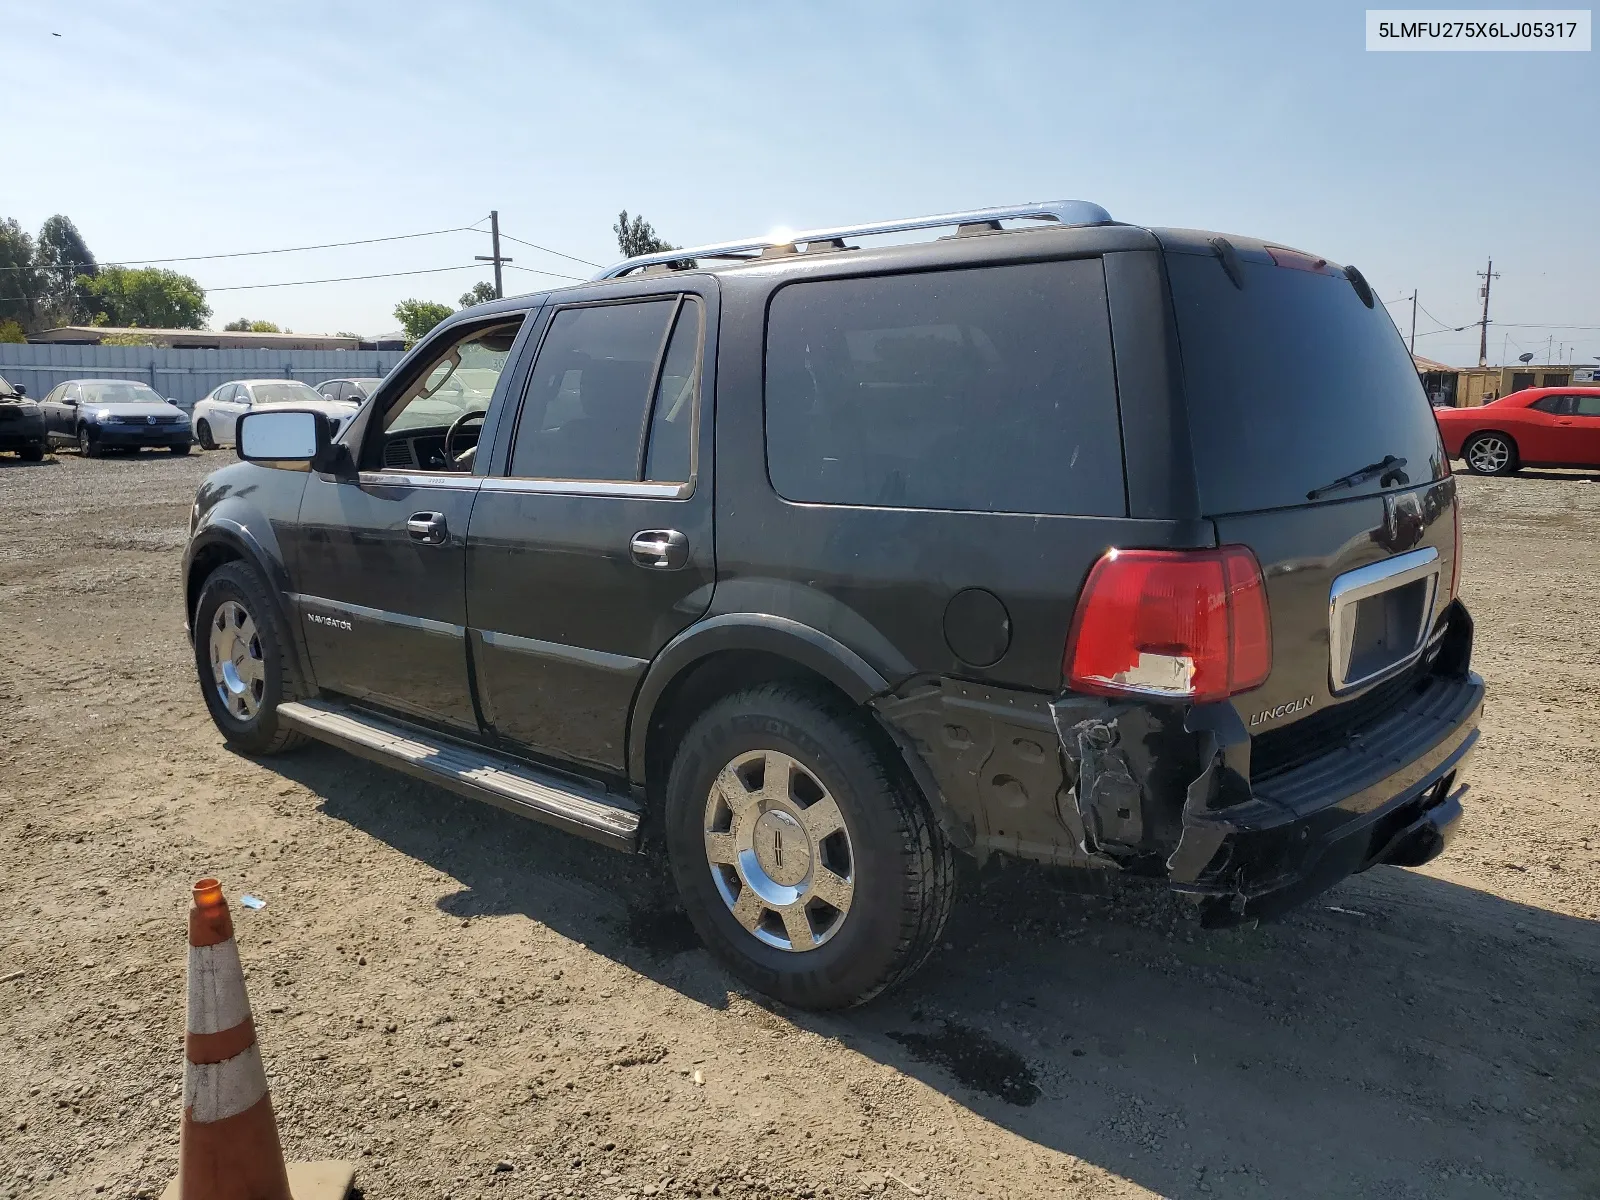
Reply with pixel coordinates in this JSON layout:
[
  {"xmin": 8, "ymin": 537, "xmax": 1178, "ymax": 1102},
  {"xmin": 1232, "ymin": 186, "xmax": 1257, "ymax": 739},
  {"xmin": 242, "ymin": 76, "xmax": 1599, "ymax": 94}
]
[{"xmin": 1053, "ymin": 599, "xmax": 1479, "ymax": 925}]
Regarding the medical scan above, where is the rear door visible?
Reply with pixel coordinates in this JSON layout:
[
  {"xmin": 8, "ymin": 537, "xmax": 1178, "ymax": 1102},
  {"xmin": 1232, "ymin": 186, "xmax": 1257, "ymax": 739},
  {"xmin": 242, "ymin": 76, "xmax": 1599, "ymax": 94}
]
[
  {"xmin": 465, "ymin": 282, "xmax": 716, "ymax": 773},
  {"xmin": 1161, "ymin": 239, "xmax": 1459, "ymax": 766}
]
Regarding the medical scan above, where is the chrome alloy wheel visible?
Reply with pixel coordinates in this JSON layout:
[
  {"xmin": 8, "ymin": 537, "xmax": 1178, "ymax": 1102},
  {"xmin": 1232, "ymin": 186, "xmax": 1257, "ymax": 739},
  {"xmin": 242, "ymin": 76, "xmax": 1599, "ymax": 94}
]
[
  {"xmin": 1468, "ymin": 434, "xmax": 1511, "ymax": 474},
  {"xmin": 703, "ymin": 749, "xmax": 856, "ymax": 952},
  {"xmin": 209, "ymin": 600, "xmax": 265, "ymax": 720}
]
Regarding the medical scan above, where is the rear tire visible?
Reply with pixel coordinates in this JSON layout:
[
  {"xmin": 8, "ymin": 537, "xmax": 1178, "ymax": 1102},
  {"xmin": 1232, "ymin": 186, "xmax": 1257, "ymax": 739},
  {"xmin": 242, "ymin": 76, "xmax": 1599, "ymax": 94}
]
[
  {"xmin": 1464, "ymin": 431, "xmax": 1517, "ymax": 476},
  {"xmin": 663, "ymin": 683, "xmax": 955, "ymax": 1010},
  {"xmin": 193, "ymin": 561, "xmax": 306, "ymax": 755},
  {"xmin": 197, "ymin": 421, "xmax": 216, "ymax": 451}
]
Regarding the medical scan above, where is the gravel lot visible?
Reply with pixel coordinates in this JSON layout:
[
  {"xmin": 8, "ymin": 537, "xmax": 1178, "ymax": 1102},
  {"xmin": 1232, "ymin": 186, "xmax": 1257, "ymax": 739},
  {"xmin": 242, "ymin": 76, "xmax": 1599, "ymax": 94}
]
[{"xmin": 1, "ymin": 448, "xmax": 1597, "ymax": 1200}]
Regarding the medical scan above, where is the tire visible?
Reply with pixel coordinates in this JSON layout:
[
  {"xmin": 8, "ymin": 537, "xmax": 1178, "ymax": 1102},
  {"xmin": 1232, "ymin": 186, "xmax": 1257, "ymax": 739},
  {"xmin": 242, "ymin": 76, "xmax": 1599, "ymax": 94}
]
[
  {"xmin": 78, "ymin": 426, "xmax": 101, "ymax": 458},
  {"xmin": 1464, "ymin": 431, "xmax": 1517, "ymax": 476},
  {"xmin": 169, "ymin": 443, "xmax": 192, "ymax": 455},
  {"xmin": 663, "ymin": 683, "xmax": 955, "ymax": 1010},
  {"xmin": 197, "ymin": 421, "xmax": 216, "ymax": 451},
  {"xmin": 20, "ymin": 444, "xmax": 44, "ymax": 462},
  {"xmin": 192, "ymin": 561, "xmax": 307, "ymax": 755}
]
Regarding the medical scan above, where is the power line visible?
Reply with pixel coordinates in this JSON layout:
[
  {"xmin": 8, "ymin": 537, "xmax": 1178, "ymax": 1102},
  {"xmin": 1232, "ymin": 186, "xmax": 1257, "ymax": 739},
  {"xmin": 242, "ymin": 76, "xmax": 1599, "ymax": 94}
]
[
  {"xmin": 208, "ymin": 263, "xmax": 484, "ymax": 292},
  {"xmin": 497, "ymin": 232, "xmax": 601, "ymax": 269},
  {"xmin": 0, "ymin": 220, "xmax": 490, "ymax": 273},
  {"xmin": 504, "ymin": 263, "xmax": 586, "ymax": 283}
]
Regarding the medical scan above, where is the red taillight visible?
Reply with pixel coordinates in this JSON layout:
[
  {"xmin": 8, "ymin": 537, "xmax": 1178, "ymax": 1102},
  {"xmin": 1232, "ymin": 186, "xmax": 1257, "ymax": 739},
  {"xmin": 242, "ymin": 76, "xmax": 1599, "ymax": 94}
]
[{"xmin": 1063, "ymin": 546, "xmax": 1272, "ymax": 704}]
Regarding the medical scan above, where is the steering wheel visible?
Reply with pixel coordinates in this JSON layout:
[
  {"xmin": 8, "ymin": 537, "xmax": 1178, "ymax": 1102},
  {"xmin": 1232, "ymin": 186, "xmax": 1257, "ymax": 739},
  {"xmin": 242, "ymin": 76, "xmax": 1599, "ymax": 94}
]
[{"xmin": 444, "ymin": 409, "xmax": 488, "ymax": 467}]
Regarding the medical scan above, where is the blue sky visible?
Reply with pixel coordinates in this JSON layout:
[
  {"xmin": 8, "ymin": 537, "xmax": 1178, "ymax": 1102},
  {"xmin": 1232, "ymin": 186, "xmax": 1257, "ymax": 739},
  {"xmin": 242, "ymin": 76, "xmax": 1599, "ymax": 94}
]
[{"xmin": 7, "ymin": 0, "xmax": 1596, "ymax": 365}]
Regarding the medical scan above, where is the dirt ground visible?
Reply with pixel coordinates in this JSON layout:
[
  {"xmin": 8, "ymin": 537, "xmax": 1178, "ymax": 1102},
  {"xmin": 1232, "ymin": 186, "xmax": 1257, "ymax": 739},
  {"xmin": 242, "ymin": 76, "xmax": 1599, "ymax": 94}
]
[{"xmin": 1, "ymin": 448, "xmax": 1597, "ymax": 1200}]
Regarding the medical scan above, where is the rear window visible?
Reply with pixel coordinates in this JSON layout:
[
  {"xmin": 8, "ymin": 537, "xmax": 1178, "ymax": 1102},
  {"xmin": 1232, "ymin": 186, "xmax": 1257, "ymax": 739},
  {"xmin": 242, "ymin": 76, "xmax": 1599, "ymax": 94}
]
[
  {"xmin": 764, "ymin": 260, "xmax": 1124, "ymax": 515},
  {"xmin": 1166, "ymin": 249, "xmax": 1446, "ymax": 515}
]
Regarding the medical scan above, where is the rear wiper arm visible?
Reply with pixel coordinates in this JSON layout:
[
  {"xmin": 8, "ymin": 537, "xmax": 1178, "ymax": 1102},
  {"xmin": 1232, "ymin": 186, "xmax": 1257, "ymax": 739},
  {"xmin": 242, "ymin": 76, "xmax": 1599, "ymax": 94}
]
[{"xmin": 1306, "ymin": 454, "xmax": 1408, "ymax": 501}]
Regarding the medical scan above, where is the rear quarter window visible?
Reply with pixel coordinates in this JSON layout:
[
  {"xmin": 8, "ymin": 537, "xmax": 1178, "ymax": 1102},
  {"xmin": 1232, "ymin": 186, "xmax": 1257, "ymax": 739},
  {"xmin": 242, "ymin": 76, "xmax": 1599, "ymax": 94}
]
[{"xmin": 763, "ymin": 259, "xmax": 1125, "ymax": 516}]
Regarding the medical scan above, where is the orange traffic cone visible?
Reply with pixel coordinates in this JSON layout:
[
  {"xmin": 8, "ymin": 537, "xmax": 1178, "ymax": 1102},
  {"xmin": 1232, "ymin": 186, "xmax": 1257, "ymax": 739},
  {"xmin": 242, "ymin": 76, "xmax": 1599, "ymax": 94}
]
[{"xmin": 162, "ymin": 879, "xmax": 354, "ymax": 1200}]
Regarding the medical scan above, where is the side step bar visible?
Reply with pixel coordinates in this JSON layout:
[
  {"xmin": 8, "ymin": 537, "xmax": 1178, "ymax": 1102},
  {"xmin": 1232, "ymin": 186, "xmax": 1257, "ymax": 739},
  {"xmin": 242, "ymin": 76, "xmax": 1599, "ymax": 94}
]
[{"xmin": 276, "ymin": 699, "xmax": 641, "ymax": 852}]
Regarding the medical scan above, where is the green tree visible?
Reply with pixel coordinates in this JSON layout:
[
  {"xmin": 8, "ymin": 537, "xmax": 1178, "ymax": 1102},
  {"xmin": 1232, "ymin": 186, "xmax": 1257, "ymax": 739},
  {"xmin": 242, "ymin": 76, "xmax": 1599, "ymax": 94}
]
[
  {"xmin": 0, "ymin": 218, "xmax": 42, "ymax": 333},
  {"xmin": 613, "ymin": 210, "xmax": 676, "ymax": 258},
  {"xmin": 35, "ymin": 215, "xmax": 97, "ymax": 326},
  {"xmin": 0, "ymin": 318, "xmax": 26, "ymax": 343},
  {"xmin": 100, "ymin": 330, "xmax": 159, "ymax": 346},
  {"xmin": 82, "ymin": 266, "xmax": 210, "ymax": 329},
  {"xmin": 459, "ymin": 281, "xmax": 497, "ymax": 307},
  {"xmin": 223, "ymin": 318, "xmax": 282, "ymax": 332},
  {"xmin": 393, "ymin": 298, "xmax": 453, "ymax": 347}
]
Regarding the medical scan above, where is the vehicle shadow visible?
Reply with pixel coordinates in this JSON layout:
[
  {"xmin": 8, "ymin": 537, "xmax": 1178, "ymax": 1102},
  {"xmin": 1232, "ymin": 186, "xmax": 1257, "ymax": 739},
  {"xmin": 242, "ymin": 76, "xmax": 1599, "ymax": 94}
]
[
  {"xmin": 262, "ymin": 744, "xmax": 1600, "ymax": 1199},
  {"xmin": 1508, "ymin": 468, "xmax": 1600, "ymax": 483},
  {"xmin": 0, "ymin": 455, "xmax": 59, "ymax": 469}
]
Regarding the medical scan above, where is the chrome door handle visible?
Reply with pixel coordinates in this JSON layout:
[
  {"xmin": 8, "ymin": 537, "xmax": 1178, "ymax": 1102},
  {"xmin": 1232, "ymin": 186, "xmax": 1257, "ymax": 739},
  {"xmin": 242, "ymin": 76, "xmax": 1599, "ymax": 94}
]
[
  {"xmin": 407, "ymin": 511, "xmax": 448, "ymax": 545},
  {"xmin": 630, "ymin": 529, "xmax": 688, "ymax": 570}
]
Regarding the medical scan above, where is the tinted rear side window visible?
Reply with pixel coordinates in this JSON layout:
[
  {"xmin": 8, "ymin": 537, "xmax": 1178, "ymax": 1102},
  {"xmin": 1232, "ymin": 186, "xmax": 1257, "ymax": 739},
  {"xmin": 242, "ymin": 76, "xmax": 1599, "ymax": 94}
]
[
  {"xmin": 1165, "ymin": 250, "xmax": 1447, "ymax": 515},
  {"xmin": 764, "ymin": 260, "xmax": 1124, "ymax": 515}
]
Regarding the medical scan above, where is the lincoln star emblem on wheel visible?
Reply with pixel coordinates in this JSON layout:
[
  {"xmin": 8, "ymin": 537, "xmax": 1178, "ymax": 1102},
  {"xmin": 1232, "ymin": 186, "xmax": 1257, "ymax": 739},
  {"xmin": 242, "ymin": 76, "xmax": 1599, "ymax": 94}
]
[
  {"xmin": 703, "ymin": 749, "xmax": 855, "ymax": 952},
  {"xmin": 209, "ymin": 600, "xmax": 265, "ymax": 719}
]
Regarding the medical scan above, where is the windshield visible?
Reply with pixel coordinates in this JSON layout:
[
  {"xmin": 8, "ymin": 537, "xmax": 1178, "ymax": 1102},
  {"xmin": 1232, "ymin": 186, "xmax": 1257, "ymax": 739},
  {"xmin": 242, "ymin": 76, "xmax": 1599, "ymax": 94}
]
[
  {"xmin": 1165, "ymin": 247, "xmax": 1447, "ymax": 515},
  {"xmin": 249, "ymin": 382, "xmax": 327, "ymax": 406},
  {"xmin": 82, "ymin": 382, "xmax": 166, "ymax": 406}
]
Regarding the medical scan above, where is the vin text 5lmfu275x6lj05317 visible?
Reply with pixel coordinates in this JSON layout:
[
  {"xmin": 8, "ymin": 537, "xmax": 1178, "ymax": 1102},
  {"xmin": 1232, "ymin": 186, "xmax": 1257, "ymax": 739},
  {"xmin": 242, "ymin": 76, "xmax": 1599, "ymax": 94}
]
[{"xmin": 181, "ymin": 203, "xmax": 1483, "ymax": 1010}]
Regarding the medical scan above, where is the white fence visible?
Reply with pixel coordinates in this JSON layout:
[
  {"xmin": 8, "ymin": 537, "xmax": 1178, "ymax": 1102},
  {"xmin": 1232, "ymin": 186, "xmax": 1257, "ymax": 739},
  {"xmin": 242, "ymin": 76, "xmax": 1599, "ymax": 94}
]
[{"xmin": 0, "ymin": 344, "xmax": 407, "ymax": 410}]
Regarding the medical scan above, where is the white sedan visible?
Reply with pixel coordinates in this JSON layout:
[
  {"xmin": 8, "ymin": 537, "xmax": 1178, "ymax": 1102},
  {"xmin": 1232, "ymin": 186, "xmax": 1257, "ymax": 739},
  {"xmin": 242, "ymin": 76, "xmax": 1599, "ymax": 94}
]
[{"xmin": 191, "ymin": 380, "xmax": 358, "ymax": 449}]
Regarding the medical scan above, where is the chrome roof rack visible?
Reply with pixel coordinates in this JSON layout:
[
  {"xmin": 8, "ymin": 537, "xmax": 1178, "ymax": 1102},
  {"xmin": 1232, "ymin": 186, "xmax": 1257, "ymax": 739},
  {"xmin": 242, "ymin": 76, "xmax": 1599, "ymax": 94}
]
[{"xmin": 593, "ymin": 200, "xmax": 1114, "ymax": 280}]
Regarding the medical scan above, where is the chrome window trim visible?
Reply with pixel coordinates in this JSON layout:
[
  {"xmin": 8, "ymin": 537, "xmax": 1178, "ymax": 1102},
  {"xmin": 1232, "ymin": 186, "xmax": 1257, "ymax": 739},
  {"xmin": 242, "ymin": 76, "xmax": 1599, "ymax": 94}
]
[
  {"xmin": 478, "ymin": 476, "xmax": 690, "ymax": 500},
  {"xmin": 478, "ymin": 629, "xmax": 646, "ymax": 673},
  {"xmin": 1327, "ymin": 546, "xmax": 1440, "ymax": 694},
  {"xmin": 290, "ymin": 593, "xmax": 464, "ymax": 639},
  {"xmin": 356, "ymin": 471, "xmax": 483, "ymax": 491}
]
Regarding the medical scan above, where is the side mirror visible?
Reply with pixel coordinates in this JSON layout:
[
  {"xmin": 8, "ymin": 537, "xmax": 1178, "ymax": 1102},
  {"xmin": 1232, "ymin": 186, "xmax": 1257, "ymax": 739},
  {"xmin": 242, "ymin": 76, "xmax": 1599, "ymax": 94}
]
[
  {"xmin": 13, "ymin": 384, "xmax": 24, "ymax": 397},
  {"xmin": 237, "ymin": 408, "xmax": 330, "ymax": 468}
]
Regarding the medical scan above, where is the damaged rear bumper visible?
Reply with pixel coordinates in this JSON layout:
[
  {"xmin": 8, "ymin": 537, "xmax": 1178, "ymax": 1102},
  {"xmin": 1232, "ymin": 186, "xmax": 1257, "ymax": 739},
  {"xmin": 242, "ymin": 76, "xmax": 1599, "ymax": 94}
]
[
  {"xmin": 1045, "ymin": 665, "xmax": 1484, "ymax": 926},
  {"xmin": 1162, "ymin": 672, "xmax": 1482, "ymax": 925}
]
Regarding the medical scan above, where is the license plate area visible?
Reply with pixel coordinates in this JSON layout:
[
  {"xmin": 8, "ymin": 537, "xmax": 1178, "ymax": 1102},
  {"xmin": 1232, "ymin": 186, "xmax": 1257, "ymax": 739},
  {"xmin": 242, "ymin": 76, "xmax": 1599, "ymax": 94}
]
[{"xmin": 1329, "ymin": 546, "xmax": 1440, "ymax": 693}]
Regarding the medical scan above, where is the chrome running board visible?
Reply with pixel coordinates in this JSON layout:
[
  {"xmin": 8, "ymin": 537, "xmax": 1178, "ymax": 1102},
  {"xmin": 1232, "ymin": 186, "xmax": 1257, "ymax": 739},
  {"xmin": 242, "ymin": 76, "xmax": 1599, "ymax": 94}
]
[{"xmin": 277, "ymin": 699, "xmax": 641, "ymax": 852}]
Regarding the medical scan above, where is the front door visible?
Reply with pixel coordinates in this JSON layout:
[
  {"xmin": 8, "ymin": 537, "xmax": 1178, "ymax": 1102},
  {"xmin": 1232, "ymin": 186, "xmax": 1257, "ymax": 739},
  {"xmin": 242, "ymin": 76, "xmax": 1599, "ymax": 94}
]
[
  {"xmin": 466, "ymin": 284, "xmax": 716, "ymax": 772},
  {"xmin": 291, "ymin": 314, "xmax": 530, "ymax": 733},
  {"xmin": 1564, "ymin": 393, "xmax": 1600, "ymax": 466}
]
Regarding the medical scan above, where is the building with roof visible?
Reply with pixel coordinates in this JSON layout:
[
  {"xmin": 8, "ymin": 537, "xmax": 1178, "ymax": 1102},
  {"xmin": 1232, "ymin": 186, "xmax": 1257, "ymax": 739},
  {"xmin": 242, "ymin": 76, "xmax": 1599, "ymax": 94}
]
[
  {"xmin": 1413, "ymin": 354, "xmax": 1597, "ymax": 407},
  {"xmin": 29, "ymin": 326, "xmax": 361, "ymax": 351}
]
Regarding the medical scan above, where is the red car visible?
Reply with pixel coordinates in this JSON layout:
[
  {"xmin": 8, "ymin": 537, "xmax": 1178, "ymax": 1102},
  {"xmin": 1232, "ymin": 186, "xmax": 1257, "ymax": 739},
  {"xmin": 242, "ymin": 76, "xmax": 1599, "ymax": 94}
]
[{"xmin": 1435, "ymin": 386, "xmax": 1600, "ymax": 475}]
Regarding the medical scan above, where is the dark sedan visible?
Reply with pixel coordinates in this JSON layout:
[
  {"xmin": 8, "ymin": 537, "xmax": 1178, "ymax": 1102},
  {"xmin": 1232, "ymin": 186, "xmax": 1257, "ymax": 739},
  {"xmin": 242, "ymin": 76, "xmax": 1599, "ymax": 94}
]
[
  {"xmin": 39, "ymin": 379, "xmax": 192, "ymax": 457},
  {"xmin": 0, "ymin": 375, "xmax": 47, "ymax": 461}
]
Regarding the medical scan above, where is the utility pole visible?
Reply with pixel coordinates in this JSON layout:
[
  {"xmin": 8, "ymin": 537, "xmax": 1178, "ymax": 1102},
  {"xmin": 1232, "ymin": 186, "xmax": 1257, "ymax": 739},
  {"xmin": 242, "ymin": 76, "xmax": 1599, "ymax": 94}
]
[
  {"xmin": 1476, "ymin": 256, "xmax": 1499, "ymax": 368},
  {"xmin": 475, "ymin": 210, "xmax": 513, "ymax": 299},
  {"xmin": 1409, "ymin": 290, "xmax": 1418, "ymax": 355}
]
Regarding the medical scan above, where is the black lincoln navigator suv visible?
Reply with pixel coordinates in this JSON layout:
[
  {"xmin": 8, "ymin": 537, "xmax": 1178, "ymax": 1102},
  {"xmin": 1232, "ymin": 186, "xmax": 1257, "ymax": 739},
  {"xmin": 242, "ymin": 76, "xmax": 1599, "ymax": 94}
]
[{"xmin": 181, "ymin": 202, "xmax": 1483, "ymax": 1009}]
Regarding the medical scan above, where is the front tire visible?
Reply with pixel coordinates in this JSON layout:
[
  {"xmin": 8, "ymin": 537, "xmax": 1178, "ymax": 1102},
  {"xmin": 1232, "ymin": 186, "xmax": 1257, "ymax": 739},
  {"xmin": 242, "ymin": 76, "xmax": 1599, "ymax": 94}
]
[
  {"xmin": 20, "ymin": 444, "xmax": 44, "ymax": 462},
  {"xmin": 197, "ymin": 420, "xmax": 216, "ymax": 451},
  {"xmin": 664, "ymin": 684, "xmax": 954, "ymax": 1010},
  {"xmin": 169, "ymin": 443, "xmax": 192, "ymax": 455},
  {"xmin": 1464, "ymin": 431, "xmax": 1517, "ymax": 476},
  {"xmin": 78, "ymin": 427, "xmax": 101, "ymax": 458},
  {"xmin": 192, "ymin": 561, "xmax": 306, "ymax": 755}
]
